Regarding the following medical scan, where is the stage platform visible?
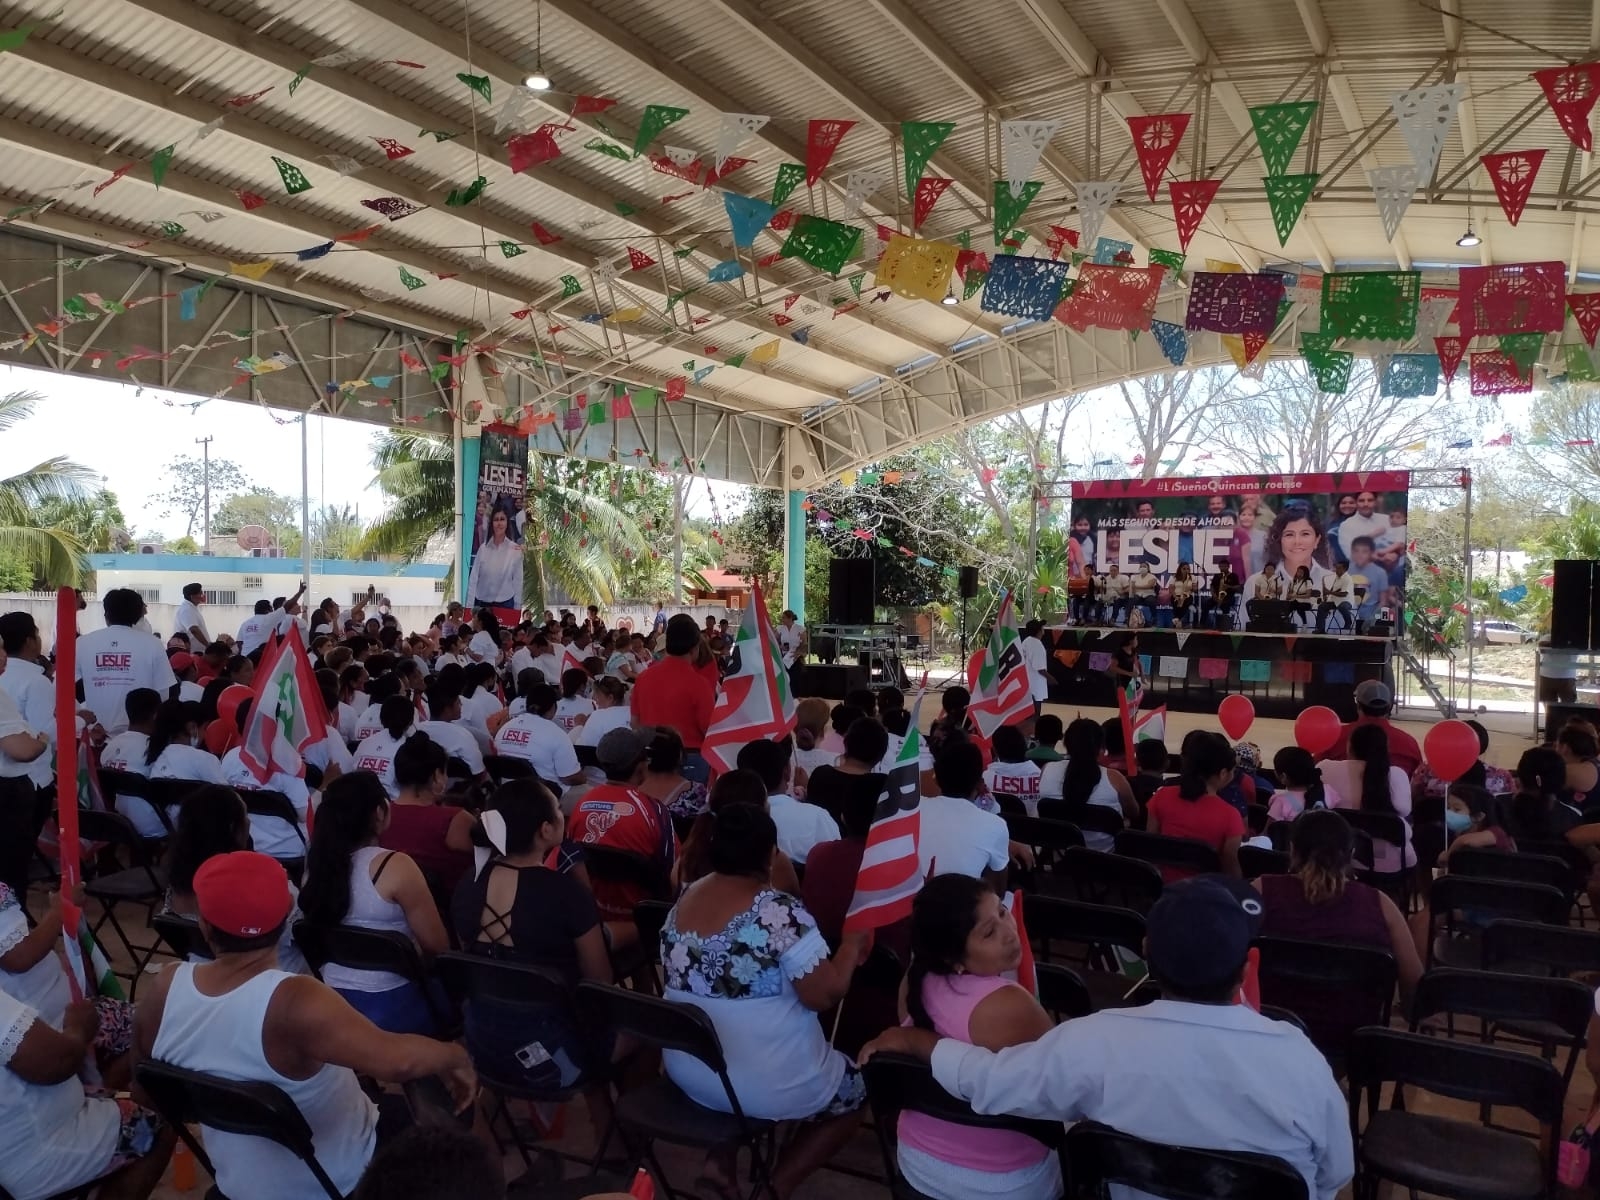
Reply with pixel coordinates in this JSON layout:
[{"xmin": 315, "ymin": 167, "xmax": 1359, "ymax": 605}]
[{"xmin": 1044, "ymin": 623, "xmax": 1396, "ymax": 721}]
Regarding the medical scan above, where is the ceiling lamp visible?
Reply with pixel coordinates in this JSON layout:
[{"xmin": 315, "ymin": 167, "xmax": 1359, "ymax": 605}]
[
  {"xmin": 525, "ymin": 1, "xmax": 550, "ymax": 91},
  {"xmin": 1456, "ymin": 222, "xmax": 1481, "ymax": 248},
  {"xmin": 942, "ymin": 289, "xmax": 958, "ymax": 305}
]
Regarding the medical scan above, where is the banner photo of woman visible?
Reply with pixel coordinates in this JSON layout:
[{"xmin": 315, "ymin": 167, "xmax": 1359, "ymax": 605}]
[
  {"xmin": 1066, "ymin": 471, "xmax": 1411, "ymax": 635},
  {"xmin": 465, "ymin": 425, "xmax": 529, "ymax": 622}
]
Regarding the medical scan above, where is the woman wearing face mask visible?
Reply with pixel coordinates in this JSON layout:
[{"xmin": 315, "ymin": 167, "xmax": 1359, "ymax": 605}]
[
  {"xmin": 145, "ymin": 700, "xmax": 225, "ymax": 792},
  {"xmin": 553, "ymin": 667, "xmax": 595, "ymax": 734},
  {"xmin": 1436, "ymin": 783, "xmax": 1514, "ymax": 864}
]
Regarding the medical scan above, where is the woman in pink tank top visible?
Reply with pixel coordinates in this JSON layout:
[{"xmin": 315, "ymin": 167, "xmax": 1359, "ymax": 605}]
[{"xmin": 896, "ymin": 876, "xmax": 1062, "ymax": 1200}]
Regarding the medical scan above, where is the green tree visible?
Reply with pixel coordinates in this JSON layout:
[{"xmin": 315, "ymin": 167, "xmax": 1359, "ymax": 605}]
[
  {"xmin": 0, "ymin": 390, "xmax": 95, "ymax": 585},
  {"xmin": 154, "ymin": 453, "xmax": 250, "ymax": 539},
  {"xmin": 0, "ymin": 546, "xmax": 34, "ymax": 591},
  {"xmin": 1517, "ymin": 382, "xmax": 1600, "ymax": 501},
  {"xmin": 359, "ymin": 430, "xmax": 651, "ymax": 610},
  {"xmin": 168, "ymin": 536, "xmax": 201, "ymax": 556},
  {"xmin": 214, "ymin": 487, "xmax": 299, "ymax": 542},
  {"xmin": 35, "ymin": 488, "xmax": 130, "ymax": 553}
]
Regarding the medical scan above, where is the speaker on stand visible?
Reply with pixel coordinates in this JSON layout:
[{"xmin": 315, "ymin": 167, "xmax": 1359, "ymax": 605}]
[
  {"xmin": 1550, "ymin": 560, "xmax": 1597, "ymax": 650},
  {"xmin": 829, "ymin": 558, "xmax": 877, "ymax": 625},
  {"xmin": 958, "ymin": 566, "xmax": 979, "ymax": 668}
]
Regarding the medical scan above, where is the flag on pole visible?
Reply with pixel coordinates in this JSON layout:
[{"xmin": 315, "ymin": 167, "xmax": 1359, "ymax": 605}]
[
  {"xmin": 844, "ymin": 695, "xmax": 925, "ymax": 934},
  {"xmin": 966, "ymin": 590, "xmax": 1033, "ymax": 739},
  {"xmin": 1117, "ymin": 676, "xmax": 1165, "ymax": 761},
  {"xmin": 239, "ymin": 625, "xmax": 325, "ymax": 783},
  {"xmin": 558, "ymin": 639, "xmax": 587, "ymax": 680},
  {"xmin": 701, "ymin": 578, "xmax": 797, "ymax": 774}
]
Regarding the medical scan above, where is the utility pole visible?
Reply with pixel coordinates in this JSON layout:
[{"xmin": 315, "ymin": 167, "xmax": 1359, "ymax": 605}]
[{"xmin": 194, "ymin": 436, "xmax": 213, "ymax": 554}]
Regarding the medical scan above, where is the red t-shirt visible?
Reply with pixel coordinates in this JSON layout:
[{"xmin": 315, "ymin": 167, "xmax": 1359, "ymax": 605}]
[
  {"xmin": 379, "ymin": 803, "xmax": 471, "ymax": 896},
  {"xmin": 566, "ymin": 782, "xmax": 677, "ymax": 920},
  {"xmin": 1146, "ymin": 785, "xmax": 1245, "ymax": 880},
  {"xmin": 1327, "ymin": 717, "xmax": 1423, "ymax": 777},
  {"xmin": 631, "ymin": 656, "xmax": 715, "ymax": 750}
]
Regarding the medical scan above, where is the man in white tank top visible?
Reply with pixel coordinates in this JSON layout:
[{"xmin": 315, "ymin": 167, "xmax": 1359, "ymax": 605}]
[{"xmin": 132, "ymin": 852, "xmax": 477, "ymax": 1200}]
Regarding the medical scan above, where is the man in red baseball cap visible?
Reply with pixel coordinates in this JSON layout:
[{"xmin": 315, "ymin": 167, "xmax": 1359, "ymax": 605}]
[{"xmin": 132, "ymin": 853, "xmax": 476, "ymax": 1200}]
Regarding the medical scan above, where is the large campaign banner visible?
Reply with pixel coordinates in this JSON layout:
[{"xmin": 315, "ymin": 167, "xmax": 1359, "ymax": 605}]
[
  {"xmin": 1067, "ymin": 471, "xmax": 1411, "ymax": 626},
  {"xmin": 465, "ymin": 424, "xmax": 529, "ymax": 620}
]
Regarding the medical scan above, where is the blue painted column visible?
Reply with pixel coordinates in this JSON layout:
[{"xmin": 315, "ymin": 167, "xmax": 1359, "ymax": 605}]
[
  {"xmin": 784, "ymin": 488, "xmax": 806, "ymax": 620},
  {"xmin": 455, "ymin": 429, "xmax": 481, "ymax": 606}
]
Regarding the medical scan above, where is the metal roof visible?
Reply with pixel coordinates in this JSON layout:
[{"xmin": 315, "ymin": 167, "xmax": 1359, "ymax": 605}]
[{"xmin": 0, "ymin": 0, "xmax": 1597, "ymax": 487}]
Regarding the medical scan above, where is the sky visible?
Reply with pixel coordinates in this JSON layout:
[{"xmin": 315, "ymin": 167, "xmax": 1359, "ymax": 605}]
[{"xmin": 0, "ymin": 363, "xmax": 744, "ymax": 542}]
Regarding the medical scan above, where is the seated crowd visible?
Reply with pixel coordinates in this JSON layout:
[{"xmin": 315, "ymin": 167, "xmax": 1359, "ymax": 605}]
[{"xmin": 0, "ymin": 591, "xmax": 1597, "ymax": 1200}]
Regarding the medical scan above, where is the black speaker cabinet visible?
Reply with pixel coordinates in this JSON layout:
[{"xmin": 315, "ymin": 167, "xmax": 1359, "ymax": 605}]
[
  {"xmin": 959, "ymin": 565, "xmax": 980, "ymax": 599},
  {"xmin": 801, "ymin": 663, "xmax": 870, "ymax": 699},
  {"xmin": 828, "ymin": 557, "xmax": 876, "ymax": 625},
  {"xmin": 1550, "ymin": 559, "xmax": 1597, "ymax": 650},
  {"xmin": 1548, "ymin": 703, "xmax": 1600, "ymax": 737}
]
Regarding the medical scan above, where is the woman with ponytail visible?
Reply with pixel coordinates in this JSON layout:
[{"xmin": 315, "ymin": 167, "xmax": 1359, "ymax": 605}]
[
  {"xmin": 351, "ymin": 695, "xmax": 418, "ymax": 798},
  {"xmin": 1326, "ymin": 723, "xmax": 1414, "ymax": 875},
  {"xmin": 1146, "ymin": 731, "xmax": 1244, "ymax": 878},
  {"xmin": 1257, "ymin": 810, "xmax": 1421, "ymax": 1055},
  {"xmin": 450, "ymin": 779, "xmax": 615, "ymax": 1091},
  {"xmin": 894, "ymin": 875, "xmax": 1059, "ymax": 1200},
  {"xmin": 1038, "ymin": 718, "xmax": 1138, "ymax": 850},
  {"xmin": 298, "ymin": 773, "xmax": 449, "ymax": 1034}
]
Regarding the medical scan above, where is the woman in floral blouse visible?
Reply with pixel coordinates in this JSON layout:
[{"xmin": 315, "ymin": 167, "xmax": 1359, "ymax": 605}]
[{"xmin": 661, "ymin": 802, "xmax": 869, "ymax": 1200}]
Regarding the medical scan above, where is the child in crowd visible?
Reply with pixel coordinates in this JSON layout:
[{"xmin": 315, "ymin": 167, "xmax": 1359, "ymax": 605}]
[
  {"xmin": 792, "ymin": 697, "xmax": 834, "ymax": 777},
  {"xmin": 1436, "ymin": 782, "xmax": 1515, "ymax": 865},
  {"xmin": 821, "ymin": 704, "xmax": 863, "ymax": 756},
  {"xmin": 1268, "ymin": 746, "xmax": 1334, "ymax": 822},
  {"xmin": 1128, "ymin": 738, "xmax": 1169, "ymax": 809},
  {"xmin": 984, "ymin": 725, "xmax": 1043, "ymax": 816},
  {"xmin": 1026, "ymin": 714, "xmax": 1065, "ymax": 764},
  {"xmin": 1374, "ymin": 507, "xmax": 1408, "ymax": 569}
]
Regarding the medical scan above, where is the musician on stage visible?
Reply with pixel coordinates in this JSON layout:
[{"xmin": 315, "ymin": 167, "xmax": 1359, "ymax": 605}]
[
  {"xmin": 1205, "ymin": 565, "xmax": 1241, "ymax": 630},
  {"xmin": 1244, "ymin": 562, "xmax": 1284, "ymax": 628},
  {"xmin": 1129, "ymin": 563, "xmax": 1160, "ymax": 627},
  {"xmin": 1069, "ymin": 561, "xmax": 1100, "ymax": 626},
  {"xmin": 1316, "ymin": 561, "xmax": 1357, "ymax": 634},
  {"xmin": 776, "ymin": 610, "xmax": 807, "ymax": 687},
  {"xmin": 1169, "ymin": 563, "xmax": 1197, "ymax": 629},
  {"xmin": 1102, "ymin": 564, "xmax": 1131, "ymax": 627},
  {"xmin": 1106, "ymin": 632, "xmax": 1145, "ymax": 689},
  {"xmin": 1286, "ymin": 565, "xmax": 1317, "ymax": 626}
]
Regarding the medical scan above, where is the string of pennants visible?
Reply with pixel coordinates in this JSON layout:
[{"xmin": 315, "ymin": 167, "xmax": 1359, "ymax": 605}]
[
  {"xmin": 1047, "ymin": 631, "xmax": 1367, "ymax": 687},
  {"xmin": 13, "ymin": 19, "xmax": 1600, "ymax": 408}
]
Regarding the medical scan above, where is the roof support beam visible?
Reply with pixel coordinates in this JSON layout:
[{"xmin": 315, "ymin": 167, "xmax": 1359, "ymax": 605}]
[{"xmin": 1155, "ymin": 0, "xmax": 1336, "ymax": 272}]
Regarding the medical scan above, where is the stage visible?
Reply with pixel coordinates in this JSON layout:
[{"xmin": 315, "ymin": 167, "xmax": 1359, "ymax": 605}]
[{"xmin": 1044, "ymin": 624, "xmax": 1396, "ymax": 721}]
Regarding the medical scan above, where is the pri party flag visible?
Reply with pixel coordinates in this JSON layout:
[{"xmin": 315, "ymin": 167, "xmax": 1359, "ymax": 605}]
[
  {"xmin": 239, "ymin": 623, "xmax": 326, "ymax": 783},
  {"xmin": 701, "ymin": 578, "xmax": 798, "ymax": 774},
  {"xmin": 844, "ymin": 694, "xmax": 926, "ymax": 934},
  {"xmin": 965, "ymin": 589, "xmax": 1033, "ymax": 739},
  {"xmin": 1117, "ymin": 675, "xmax": 1166, "ymax": 760}
]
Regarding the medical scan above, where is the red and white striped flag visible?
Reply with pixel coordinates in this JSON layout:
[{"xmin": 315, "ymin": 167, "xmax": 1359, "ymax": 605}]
[
  {"xmin": 966, "ymin": 590, "xmax": 1033, "ymax": 739},
  {"xmin": 702, "ymin": 578, "xmax": 797, "ymax": 774},
  {"xmin": 844, "ymin": 695, "xmax": 924, "ymax": 933},
  {"xmin": 239, "ymin": 625, "xmax": 325, "ymax": 783}
]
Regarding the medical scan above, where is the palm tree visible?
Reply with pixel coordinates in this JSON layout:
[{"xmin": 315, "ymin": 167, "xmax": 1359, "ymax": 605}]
[
  {"xmin": 34, "ymin": 489, "xmax": 130, "ymax": 554},
  {"xmin": 360, "ymin": 429, "xmax": 652, "ymax": 610},
  {"xmin": 0, "ymin": 390, "xmax": 96, "ymax": 585}
]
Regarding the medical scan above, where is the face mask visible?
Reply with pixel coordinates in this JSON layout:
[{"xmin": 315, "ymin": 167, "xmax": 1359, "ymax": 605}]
[{"xmin": 1444, "ymin": 809, "xmax": 1473, "ymax": 833}]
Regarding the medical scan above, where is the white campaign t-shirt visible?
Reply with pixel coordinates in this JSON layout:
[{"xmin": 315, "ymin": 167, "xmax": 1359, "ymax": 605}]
[
  {"xmin": 352, "ymin": 729, "xmax": 409, "ymax": 797},
  {"xmin": 553, "ymin": 695, "xmax": 595, "ymax": 734},
  {"xmin": 532, "ymin": 653, "xmax": 562, "ymax": 685},
  {"xmin": 149, "ymin": 743, "xmax": 226, "ymax": 788},
  {"xmin": 985, "ymin": 760, "xmax": 1044, "ymax": 815},
  {"xmin": 509, "ymin": 646, "xmax": 536, "ymax": 679},
  {"xmin": 175, "ymin": 599, "xmax": 209, "ymax": 652},
  {"xmin": 766, "ymin": 793, "xmax": 839, "ymax": 864},
  {"xmin": 99, "ymin": 730, "xmax": 164, "ymax": 838},
  {"xmin": 350, "ymin": 705, "xmax": 390, "ymax": 744},
  {"xmin": 220, "ymin": 748, "xmax": 311, "ymax": 859},
  {"xmin": 468, "ymin": 630, "xmax": 499, "ymax": 663},
  {"xmin": 0, "ymin": 660, "xmax": 51, "ymax": 788},
  {"xmin": 414, "ymin": 720, "xmax": 485, "ymax": 775},
  {"xmin": 493, "ymin": 713, "xmax": 580, "ymax": 782},
  {"xmin": 75, "ymin": 625, "xmax": 177, "ymax": 732},
  {"xmin": 916, "ymin": 795, "xmax": 1011, "ymax": 880},
  {"xmin": 1020, "ymin": 635, "xmax": 1049, "ymax": 702},
  {"xmin": 573, "ymin": 704, "xmax": 632, "ymax": 747},
  {"xmin": 236, "ymin": 614, "xmax": 272, "ymax": 657}
]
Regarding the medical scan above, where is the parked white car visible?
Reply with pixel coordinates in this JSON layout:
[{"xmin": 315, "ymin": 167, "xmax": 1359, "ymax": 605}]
[{"xmin": 1475, "ymin": 619, "xmax": 1538, "ymax": 645}]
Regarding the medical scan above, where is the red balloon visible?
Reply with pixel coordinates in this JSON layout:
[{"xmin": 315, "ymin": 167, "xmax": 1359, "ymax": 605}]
[
  {"xmin": 1424, "ymin": 719, "xmax": 1481, "ymax": 783},
  {"xmin": 1294, "ymin": 706, "xmax": 1342, "ymax": 757},
  {"xmin": 1218, "ymin": 694, "xmax": 1255, "ymax": 741}
]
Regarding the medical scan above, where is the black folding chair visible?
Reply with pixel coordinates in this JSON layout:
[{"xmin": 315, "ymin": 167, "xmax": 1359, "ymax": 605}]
[
  {"xmin": 1253, "ymin": 936, "xmax": 1396, "ymax": 1073},
  {"xmin": 862, "ymin": 1052, "xmax": 1064, "ymax": 1200},
  {"xmin": 1448, "ymin": 848, "xmax": 1578, "ymax": 915},
  {"xmin": 1340, "ymin": 810, "xmax": 1413, "ymax": 910},
  {"xmin": 484, "ymin": 754, "xmax": 535, "ymax": 786},
  {"xmin": 993, "ymin": 792, "xmax": 1026, "ymax": 817},
  {"xmin": 434, "ymin": 952, "xmax": 608, "ymax": 1170},
  {"xmin": 1002, "ymin": 814, "xmax": 1085, "ymax": 883},
  {"xmin": 76, "ymin": 808, "xmax": 168, "ymax": 995},
  {"xmin": 576, "ymin": 981, "xmax": 777, "ymax": 1200},
  {"xmin": 1022, "ymin": 895, "xmax": 1156, "ymax": 1011},
  {"xmin": 239, "ymin": 788, "xmax": 308, "ymax": 882},
  {"xmin": 151, "ymin": 911, "xmax": 210, "ymax": 962},
  {"xmin": 291, "ymin": 921, "xmax": 458, "ymax": 1038},
  {"xmin": 1482, "ymin": 918, "xmax": 1600, "ymax": 979},
  {"xmin": 1237, "ymin": 845, "xmax": 1291, "ymax": 879},
  {"xmin": 1113, "ymin": 829, "xmax": 1222, "ymax": 877},
  {"xmin": 1035, "ymin": 962, "xmax": 1093, "ymax": 1021},
  {"xmin": 135, "ymin": 1060, "xmax": 346, "ymax": 1200},
  {"xmin": 1062, "ymin": 1119, "xmax": 1309, "ymax": 1199},
  {"xmin": 1346, "ymin": 1026, "xmax": 1562, "ymax": 1200},
  {"xmin": 1039, "ymin": 798, "xmax": 1125, "ymax": 842},
  {"xmin": 633, "ymin": 899, "xmax": 672, "ymax": 965},
  {"xmin": 1422, "ymin": 875, "xmax": 1570, "ymax": 969},
  {"xmin": 95, "ymin": 768, "xmax": 172, "ymax": 841},
  {"xmin": 1057, "ymin": 846, "xmax": 1163, "ymax": 915},
  {"xmin": 1409, "ymin": 967, "xmax": 1592, "ymax": 1111},
  {"xmin": 581, "ymin": 845, "xmax": 672, "ymax": 906},
  {"xmin": 143, "ymin": 777, "xmax": 214, "ymax": 829}
]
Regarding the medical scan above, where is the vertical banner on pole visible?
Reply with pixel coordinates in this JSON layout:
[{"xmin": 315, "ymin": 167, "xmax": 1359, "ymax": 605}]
[
  {"xmin": 463, "ymin": 424, "xmax": 529, "ymax": 625},
  {"xmin": 785, "ymin": 489, "xmax": 807, "ymax": 622}
]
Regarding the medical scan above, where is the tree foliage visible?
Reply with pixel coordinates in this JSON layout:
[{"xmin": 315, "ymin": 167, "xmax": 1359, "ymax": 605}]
[
  {"xmin": 214, "ymin": 487, "xmax": 300, "ymax": 541},
  {"xmin": 34, "ymin": 488, "xmax": 129, "ymax": 554},
  {"xmin": 1517, "ymin": 382, "xmax": 1600, "ymax": 501},
  {"xmin": 154, "ymin": 453, "xmax": 250, "ymax": 539},
  {"xmin": 0, "ymin": 390, "xmax": 95, "ymax": 586}
]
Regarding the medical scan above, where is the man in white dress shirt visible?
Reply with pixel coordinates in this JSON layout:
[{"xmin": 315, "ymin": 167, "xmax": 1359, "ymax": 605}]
[
  {"xmin": 1335, "ymin": 490, "xmax": 1389, "ymax": 561},
  {"xmin": 862, "ymin": 876, "xmax": 1353, "ymax": 1200},
  {"xmin": 175, "ymin": 582, "xmax": 210, "ymax": 653}
]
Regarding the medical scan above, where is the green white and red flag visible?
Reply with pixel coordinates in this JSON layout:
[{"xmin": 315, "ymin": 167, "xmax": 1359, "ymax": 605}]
[
  {"xmin": 701, "ymin": 577, "xmax": 797, "ymax": 774},
  {"xmin": 240, "ymin": 624, "xmax": 325, "ymax": 783},
  {"xmin": 965, "ymin": 589, "xmax": 1033, "ymax": 738},
  {"xmin": 844, "ymin": 692, "xmax": 925, "ymax": 934}
]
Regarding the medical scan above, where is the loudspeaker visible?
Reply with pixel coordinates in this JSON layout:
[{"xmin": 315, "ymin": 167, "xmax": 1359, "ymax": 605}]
[
  {"xmin": 828, "ymin": 558, "xmax": 876, "ymax": 625},
  {"xmin": 1548, "ymin": 704, "xmax": 1600, "ymax": 737},
  {"xmin": 959, "ymin": 565, "xmax": 980, "ymax": 599},
  {"xmin": 801, "ymin": 663, "xmax": 870, "ymax": 700},
  {"xmin": 1550, "ymin": 559, "xmax": 1597, "ymax": 650}
]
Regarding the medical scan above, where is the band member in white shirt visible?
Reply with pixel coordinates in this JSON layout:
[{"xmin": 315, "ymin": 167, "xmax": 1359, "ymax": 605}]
[
  {"xmin": 1316, "ymin": 562, "xmax": 1357, "ymax": 634},
  {"xmin": 1101, "ymin": 565, "xmax": 1131, "ymax": 626},
  {"xmin": 1129, "ymin": 564, "xmax": 1160, "ymax": 628},
  {"xmin": 776, "ymin": 610, "xmax": 806, "ymax": 668}
]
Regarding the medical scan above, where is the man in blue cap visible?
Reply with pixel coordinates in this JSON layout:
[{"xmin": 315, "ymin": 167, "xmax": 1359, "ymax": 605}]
[{"xmin": 861, "ymin": 877, "xmax": 1353, "ymax": 1199}]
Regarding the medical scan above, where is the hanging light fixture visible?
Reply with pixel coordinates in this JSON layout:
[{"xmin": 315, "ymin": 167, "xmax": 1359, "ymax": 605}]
[
  {"xmin": 525, "ymin": 0, "xmax": 551, "ymax": 90},
  {"xmin": 1456, "ymin": 221, "xmax": 1481, "ymax": 248},
  {"xmin": 941, "ymin": 289, "xmax": 959, "ymax": 305}
]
